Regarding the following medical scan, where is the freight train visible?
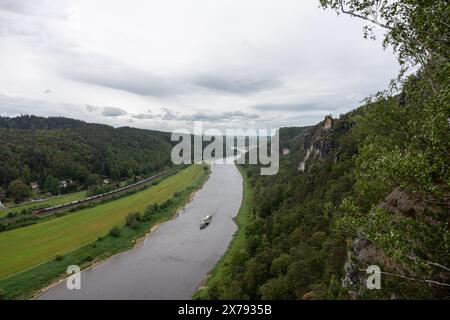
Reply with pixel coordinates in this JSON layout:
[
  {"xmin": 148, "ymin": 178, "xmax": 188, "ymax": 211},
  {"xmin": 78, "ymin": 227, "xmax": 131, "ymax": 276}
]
[{"xmin": 33, "ymin": 171, "xmax": 167, "ymax": 216}]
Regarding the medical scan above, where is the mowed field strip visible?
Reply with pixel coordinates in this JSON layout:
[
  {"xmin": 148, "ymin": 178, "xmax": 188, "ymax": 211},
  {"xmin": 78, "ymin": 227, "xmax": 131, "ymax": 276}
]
[{"xmin": 0, "ymin": 165, "xmax": 204, "ymax": 279}]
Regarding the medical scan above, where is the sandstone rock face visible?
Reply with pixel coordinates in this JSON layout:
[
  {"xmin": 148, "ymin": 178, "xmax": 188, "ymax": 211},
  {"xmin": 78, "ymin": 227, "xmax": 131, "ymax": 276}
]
[
  {"xmin": 343, "ymin": 187, "xmax": 449, "ymax": 298},
  {"xmin": 324, "ymin": 115, "xmax": 333, "ymax": 130},
  {"xmin": 343, "ymin": 237, "xmax": 373, "ymax": 299},
  {"xmin": 378, "ymin": 186, "xmax": 448, "ymax": 217},
  {"xmin": 297, "ymin": 118, "xmax": 337, "ymax": 171}
]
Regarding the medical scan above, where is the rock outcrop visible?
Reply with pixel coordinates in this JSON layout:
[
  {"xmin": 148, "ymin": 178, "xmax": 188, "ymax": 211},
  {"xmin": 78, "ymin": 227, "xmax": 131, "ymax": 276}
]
[
  {"xmin": 297, "ymin": 116, "xmax": 337, "ymax": 172},
  {"xmin": 343, "ymin": 237, "xmax": 373, "ymax": 299}
]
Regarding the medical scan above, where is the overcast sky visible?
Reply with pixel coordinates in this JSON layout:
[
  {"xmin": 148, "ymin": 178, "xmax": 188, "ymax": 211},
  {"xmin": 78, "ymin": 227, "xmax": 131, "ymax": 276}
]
[{"xmin": 0, "ymin": 0, "xmax": 399, "ymax": 132}]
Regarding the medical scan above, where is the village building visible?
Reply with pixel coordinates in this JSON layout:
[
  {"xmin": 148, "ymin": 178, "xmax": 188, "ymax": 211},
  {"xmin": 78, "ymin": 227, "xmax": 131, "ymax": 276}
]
[
  {"xmin": 30, "ymin": 182, "xmax": 39, "ymax": 191},
  {"xmin": 60, "ymin": 179, "xmax": 74, "ymax": 188}
]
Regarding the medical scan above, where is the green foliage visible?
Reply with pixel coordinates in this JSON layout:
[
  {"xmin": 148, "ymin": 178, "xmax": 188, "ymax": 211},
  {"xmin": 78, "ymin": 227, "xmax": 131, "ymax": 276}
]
[
  {"xmin": 319, "ymin": 0, "xmax": 450, "ymax": 67},
  {"xmin": 205, "ymin": 39, "xmax": 449, "ymax": 299},
  {"xmin": 0, "ymin": 115, "xmax": 174, "ymax": 193},
  {"xmin": 125, "ymin": 212, "xmax": 142, "ymax": 229},
  {"xmin": 7, "ymin": 179, "xmax": 31, "ymax": 203},
  {"xmin": 109, "ymin": 226, "xmax": 121, "ymax": 237},
  {"xmin": 144, "ymin": 203, "xmax": 159, "ymax": 219},
  {"xmin": 0, "ymin": 187, "xmax": 6, "ymax": 201},
  {"xmin": 205, "ymin": 117, "xmax": 358, "ymax": 299},
  {"xmin": 209, "ymin": 0, "xmax": 449, "ymax": 299},
  {"xmin": 0, "ymin": 165, "xmax": 209, "ymax": 299},
  {"xmin": 43, "ymin": 175, "xmax": 59, "ymax": 195}
]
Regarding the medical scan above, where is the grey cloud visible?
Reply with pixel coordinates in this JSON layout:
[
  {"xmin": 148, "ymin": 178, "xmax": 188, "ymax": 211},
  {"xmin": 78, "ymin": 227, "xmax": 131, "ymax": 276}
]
[
  {"xmin": 132, "ymin": 113, "xmax": 154, "ymax": 120},
  {"xmin": 0, "ymin": 0, "xmax": 400, "ymax": 130},
  {"xmin": 158, "ymin": 108, "xmax": 259, "ymax": 122},
  {"xmin": 85, "ymin": 104, "xmax": 98, "ymax": 112},
  {"xmin": 63, "ymin": 58, "xmax": 180, "ymax": 97},
  {"xmin": 0, "ymin": 1, "xmax": 39, "ymax": 15},
  {"xmin": 63, "ymin": 54, "xmax": 281, "ymax": 97},
  {"xmin": 253, "ymin": 102, "xmax": 333, "ymax": 112},
  {"xmin": 0, "ymin": 94, "xmax": 82, "ymax": 119},
  {"xmin": 87, "ymin": 104, "xmax": 127, "ymax": 118},
  {"xmin": 193, "ymin": 74, "xmax": 282, "ymax": 94},
  {"xmin": 101, "ymin": 106, "xmax": 127, "ymax": 117},
  {"xmin": 188, "ymin": 111, "xmax": 259, "ymax": 121},
  {"xmin": 159, "ymin": 108, "xmax": 180, "ymax": 121},
  {"xmin": 0, "ymin": 0, "xmax": 69, "ymax": 17}
]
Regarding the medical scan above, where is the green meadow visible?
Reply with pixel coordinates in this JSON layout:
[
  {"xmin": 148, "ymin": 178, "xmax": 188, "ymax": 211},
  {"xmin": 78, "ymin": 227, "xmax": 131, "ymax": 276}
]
[{"xmin": 0, "ymin": 165, "xmax": 204, "ymax": 279}]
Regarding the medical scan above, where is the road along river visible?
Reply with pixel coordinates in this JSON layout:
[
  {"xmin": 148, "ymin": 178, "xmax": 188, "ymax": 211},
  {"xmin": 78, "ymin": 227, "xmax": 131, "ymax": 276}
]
[{"xmin": 38, "ymin": 161, "xmax": 243, "ymax": 300}]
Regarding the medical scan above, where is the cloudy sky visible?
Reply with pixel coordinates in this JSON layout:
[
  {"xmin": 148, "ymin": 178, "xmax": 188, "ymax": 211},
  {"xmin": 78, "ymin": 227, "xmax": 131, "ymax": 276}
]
[{"xmin": 0, "ymin": 0, "xmax": 399, "ymax": 132}]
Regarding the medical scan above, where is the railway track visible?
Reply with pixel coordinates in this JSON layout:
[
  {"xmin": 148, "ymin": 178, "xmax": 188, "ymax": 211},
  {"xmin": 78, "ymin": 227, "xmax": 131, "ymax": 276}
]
[{"xmin": 33, "ymin": 171, "xmax": 168, "ymax": 216}]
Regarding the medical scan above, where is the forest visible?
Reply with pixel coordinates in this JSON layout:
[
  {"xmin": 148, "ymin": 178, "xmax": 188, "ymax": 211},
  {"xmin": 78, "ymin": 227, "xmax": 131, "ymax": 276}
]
[
  {"xmin": 0, "ymin": 115, "xmax": 174, "ymax": 203},
  {"xmin": 202, "ymin": 0, "xmax": 450, "ymax": 299}
]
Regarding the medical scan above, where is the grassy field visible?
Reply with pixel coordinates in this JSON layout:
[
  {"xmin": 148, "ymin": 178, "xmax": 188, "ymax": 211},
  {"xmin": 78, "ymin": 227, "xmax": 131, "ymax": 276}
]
[
  {"xmin": 0, "ymin": 191, "xmax": 87, "ymax": 218},
  {"xmin": 0, "ymin": 165, "xmax": 209, "ymax": 299},
  {"xmin": 0, "ymin": 165, "xmax": 204, "ymax": 280},
  {"xmin": 193, "ymin": 164, "xmax": 253, "ymax": 299}
]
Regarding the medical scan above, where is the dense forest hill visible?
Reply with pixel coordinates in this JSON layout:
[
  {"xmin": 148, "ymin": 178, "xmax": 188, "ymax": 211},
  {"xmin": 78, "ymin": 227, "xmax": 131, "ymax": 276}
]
[
  {"xmin": 0, "ymin": 116, "xmax": 174, "ymax": 202},
  {"xmin": 204, "ymin": 0, "xmax": 450, "ymax": 299}
]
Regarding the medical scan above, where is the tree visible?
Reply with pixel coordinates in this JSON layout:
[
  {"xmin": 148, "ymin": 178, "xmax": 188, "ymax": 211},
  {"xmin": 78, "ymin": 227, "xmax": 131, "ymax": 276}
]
[
  {"xmin": 319, "ymin": 0, "xmax": 449, "ymax": 67},
  {"xmin": 44, "ymin": 175, "xmax": 59, "ymax": 195},
  {"xmin": 85, "ymin": 174, "xmax": 100, "ymax": 187},
  {"xmin": 8, "ymin": 179, "xmax": 32, "ymax": 203},
  {"xmin": 125, "ymin": 212, "xmax": 142, "ymax": 229},
  {"xmin": 109, "ymin": 226, "xmax": 121, "ymax": 237},
  {"xmin": 320, "ymin": 0, "xmax": 450, "ymax": 297},
  {"xmin": 0, "ymin": 186, "xmax": 5, "ymax": 201}
]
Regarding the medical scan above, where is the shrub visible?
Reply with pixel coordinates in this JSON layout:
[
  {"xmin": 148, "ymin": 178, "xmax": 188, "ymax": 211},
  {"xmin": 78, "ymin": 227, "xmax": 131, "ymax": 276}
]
[
  {"xmin": 129, "ymin": 219, "xmax": 140, "ymax": 230},
  {"xmin": 160, "ymin": 198, "xmax": 173, "ymax": 209},
  {"xmin": 109, "ymin": 226, "xmax": 121, "ymax": 237},
  {"xmin": 145, "ymin": 203, "xmax": 159, "ymax": 216},
  {"xmin": 125, "ymin": 212, "xmax": 141, "ymax": 228},
  {"xmin": 6, "ymin": 211, "xmax": 17, "ymax": 219},
  {"xmin": 0, "ymin": 288, "xmax": 5, "ymax": 300}
]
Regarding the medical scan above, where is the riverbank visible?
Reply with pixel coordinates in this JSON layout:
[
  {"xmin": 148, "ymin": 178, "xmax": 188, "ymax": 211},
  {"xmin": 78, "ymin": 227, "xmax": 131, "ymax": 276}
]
[
  {"xmin": 193, "ymin": 164, "xmax": 253, "ymax": 299},
  {"xmin": 0, "ymin": 165, "xmax": 210, "ymax": 300}
]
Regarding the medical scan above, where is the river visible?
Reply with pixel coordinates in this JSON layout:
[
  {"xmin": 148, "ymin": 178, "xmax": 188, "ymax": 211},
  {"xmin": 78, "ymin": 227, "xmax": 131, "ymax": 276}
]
[{"xmin": 38, "ymin": 161, "xmax": 243, "ymax": 300}]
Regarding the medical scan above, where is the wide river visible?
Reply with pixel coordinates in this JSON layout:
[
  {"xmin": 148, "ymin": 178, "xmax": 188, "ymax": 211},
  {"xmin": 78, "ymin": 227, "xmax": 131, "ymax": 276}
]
[{"xmin": 38, "ymin": 162, "xmax": 243, "ymax": 299}]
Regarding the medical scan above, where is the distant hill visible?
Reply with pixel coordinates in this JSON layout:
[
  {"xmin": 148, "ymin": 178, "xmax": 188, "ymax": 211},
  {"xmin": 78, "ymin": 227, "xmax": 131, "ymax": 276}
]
[
  {"xmin": 0, "ymin": 115, "xmax": 89, "ymax": 130},
  {"xmin": 0, "ymin": 115, "xmax": 175, "ymax": 199}
]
